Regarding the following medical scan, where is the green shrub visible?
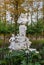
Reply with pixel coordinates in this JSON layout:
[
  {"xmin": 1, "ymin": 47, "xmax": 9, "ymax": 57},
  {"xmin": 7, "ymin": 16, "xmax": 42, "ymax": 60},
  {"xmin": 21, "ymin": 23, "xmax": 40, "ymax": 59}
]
[
  {"xmin": 30, "ymin": 40, "xmax": 44, "ymax": 50},
  {"xmin": 0, "ymin": 49, "xmax": 44, "ymax": 65}
]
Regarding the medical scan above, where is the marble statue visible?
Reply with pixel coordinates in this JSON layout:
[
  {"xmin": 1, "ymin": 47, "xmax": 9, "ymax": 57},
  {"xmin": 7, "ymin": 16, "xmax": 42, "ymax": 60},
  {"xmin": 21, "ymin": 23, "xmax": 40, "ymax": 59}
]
[
  {"xmin": 8, "ymin": 23, "xmax": 39, "ymax": 54},
  {"xmin": 9, "ymin": 23, "xmax": 31, "ymax": 50},
  {"xmin": 9, "ymin": 34, "xmax": 15, "ymax": 50}
]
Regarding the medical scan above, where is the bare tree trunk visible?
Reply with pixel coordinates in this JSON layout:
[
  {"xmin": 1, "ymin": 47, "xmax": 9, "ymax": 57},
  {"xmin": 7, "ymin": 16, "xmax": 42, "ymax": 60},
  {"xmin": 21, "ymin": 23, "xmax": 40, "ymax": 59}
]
[
  {"xmin": 14, "ymin": 0, "xmax": 18, "ymax": 35},
  {"xmin": 43, "ymin": 0, "xmax": 44, "ymax": 21},
  {"xmin": 3, "ymin": 34, "xmax": 6, "ymax": 47},
  {"xmin": 42, "ymin": 0, "xmax": 44, "ymax": 38}
]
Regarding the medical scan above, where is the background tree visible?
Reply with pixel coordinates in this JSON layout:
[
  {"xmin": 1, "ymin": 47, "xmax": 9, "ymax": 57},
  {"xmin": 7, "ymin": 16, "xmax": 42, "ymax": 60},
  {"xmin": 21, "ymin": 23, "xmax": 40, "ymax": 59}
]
[{"xmin": 0, "ymin": 0, "xmax": 44, "ymax": 39}]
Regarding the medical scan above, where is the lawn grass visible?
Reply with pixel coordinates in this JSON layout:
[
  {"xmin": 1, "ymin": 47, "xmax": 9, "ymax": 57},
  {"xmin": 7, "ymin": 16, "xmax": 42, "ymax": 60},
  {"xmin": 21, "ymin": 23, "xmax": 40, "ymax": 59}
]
[
  {"xmin": 31, "ymin": 39, "xmax": 44, "ymax": 50},
  {"xmin": 0, "ymin": 39, "xmax": 44, "ymax": 49},
  {"xmin": 31, "ymin": 39, "xmax": 44, "ymax": 44}
]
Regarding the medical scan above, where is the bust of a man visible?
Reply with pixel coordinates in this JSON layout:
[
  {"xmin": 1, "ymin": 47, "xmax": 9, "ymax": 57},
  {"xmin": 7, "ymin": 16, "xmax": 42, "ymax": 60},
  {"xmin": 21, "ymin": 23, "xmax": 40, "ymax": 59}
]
[{"xmin": 19, "ymin": 23, "xmax": 27, "ymax": 36}]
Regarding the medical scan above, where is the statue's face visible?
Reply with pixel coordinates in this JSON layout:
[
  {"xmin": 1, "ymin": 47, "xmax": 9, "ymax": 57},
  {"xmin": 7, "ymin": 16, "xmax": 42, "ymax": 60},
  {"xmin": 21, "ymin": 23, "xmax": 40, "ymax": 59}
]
[{"xmin": 12, "ymin": 34, "xmax": 14, "ymax": 37}]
